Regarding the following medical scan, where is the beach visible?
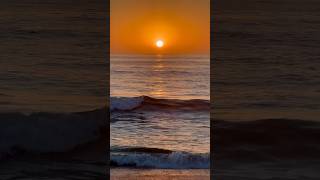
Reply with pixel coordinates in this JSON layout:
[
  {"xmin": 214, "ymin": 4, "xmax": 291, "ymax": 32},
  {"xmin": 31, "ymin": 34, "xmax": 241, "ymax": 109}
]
[{"xmin": 111, "ymin": 168, "xmax": 209, "ymax": 180}]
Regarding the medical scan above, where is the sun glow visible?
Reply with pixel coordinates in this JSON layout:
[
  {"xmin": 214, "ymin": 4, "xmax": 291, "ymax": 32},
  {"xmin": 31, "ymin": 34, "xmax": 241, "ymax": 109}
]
[
  {"xmin": 156, "ymin": 40, "xmax": 164, "ymax": 48},
  {"xmin": 111, "ymin": 0, "xmax": 210, "ymax": 54}
]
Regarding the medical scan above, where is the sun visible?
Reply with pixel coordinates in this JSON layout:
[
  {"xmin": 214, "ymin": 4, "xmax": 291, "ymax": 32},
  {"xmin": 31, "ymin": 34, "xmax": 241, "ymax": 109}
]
[{"xmin": 156, "ymin": 40, "xmax": 164, "ymax": 48}]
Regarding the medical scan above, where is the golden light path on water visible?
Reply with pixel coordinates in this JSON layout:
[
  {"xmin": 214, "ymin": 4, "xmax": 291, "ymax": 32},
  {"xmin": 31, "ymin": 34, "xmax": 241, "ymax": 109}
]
[{"xmin": 149, "ymin": 55, "xmax": 167, "ymax": 97}]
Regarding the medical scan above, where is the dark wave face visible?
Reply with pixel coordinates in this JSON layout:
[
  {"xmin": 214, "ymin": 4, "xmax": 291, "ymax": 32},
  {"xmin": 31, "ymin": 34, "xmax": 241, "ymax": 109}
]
[
  {"xmin": 0, "ymin": 108, "xmax": 107, "ymax": 160},
  {"xmin": 110, "ymin": 96, "xmax": 210, "ymax": 112},
  {"xmin": 111, "ymin": 147, "xmax": 209, "ymax": 169}
]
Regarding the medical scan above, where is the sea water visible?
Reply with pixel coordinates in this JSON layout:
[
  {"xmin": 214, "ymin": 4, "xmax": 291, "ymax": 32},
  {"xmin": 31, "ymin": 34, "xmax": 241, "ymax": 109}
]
[
  {"xmin": 110, "ymin": 54, "xmax": 210, "ymax": 169},
  {"xmin": 0, "ymin": 0, "xmax": 107, "ymax": 179}
]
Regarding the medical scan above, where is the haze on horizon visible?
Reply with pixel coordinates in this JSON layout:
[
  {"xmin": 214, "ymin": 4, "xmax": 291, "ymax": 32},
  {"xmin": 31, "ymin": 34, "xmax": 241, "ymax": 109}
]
[{"xmin": 111, "ymin": 0, "xmax": 210, "ymax": 55}]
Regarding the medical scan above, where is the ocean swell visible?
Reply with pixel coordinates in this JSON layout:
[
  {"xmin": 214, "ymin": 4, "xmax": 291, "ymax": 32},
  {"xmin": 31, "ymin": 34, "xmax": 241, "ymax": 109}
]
[
  {"xmin": 110, "ymin": 96, "xmax": 209, "ymax": 112},
  {"xmin": 111, "ymin": 147, "xmax": 209, "ymax": 169}
]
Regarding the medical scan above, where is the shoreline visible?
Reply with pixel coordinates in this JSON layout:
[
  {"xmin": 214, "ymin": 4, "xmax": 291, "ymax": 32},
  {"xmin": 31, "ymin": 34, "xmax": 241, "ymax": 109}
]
[{"xmin": 111, "ymin": 168, "xmax": 210, "ymax": 180}]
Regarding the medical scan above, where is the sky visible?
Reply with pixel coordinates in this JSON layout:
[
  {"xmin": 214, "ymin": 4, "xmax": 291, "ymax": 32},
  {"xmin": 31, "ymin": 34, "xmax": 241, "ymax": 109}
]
[{"xmin": 111, "ymin": 0, "xmax": 210, "ymax": 55}]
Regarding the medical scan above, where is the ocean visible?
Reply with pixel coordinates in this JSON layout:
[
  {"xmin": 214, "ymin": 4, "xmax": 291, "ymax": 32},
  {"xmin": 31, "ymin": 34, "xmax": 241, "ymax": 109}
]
[
  {"xmin": 110, "ymin": 55, "xmax": 210, "ymax": 170},
  {"xmin": 212, "ymin": 0, "xmax": 320, "ymax": 179},
  {"xmin": 0, "ymin": 0, "xmax": 108, "ymax": 179}
]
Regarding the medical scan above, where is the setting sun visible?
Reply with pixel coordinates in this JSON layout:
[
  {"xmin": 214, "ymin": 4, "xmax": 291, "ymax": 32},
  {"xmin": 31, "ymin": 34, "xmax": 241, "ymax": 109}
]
[{"xmin": 156, "ymin": 40, "xmax": 164, "ymax": 48}]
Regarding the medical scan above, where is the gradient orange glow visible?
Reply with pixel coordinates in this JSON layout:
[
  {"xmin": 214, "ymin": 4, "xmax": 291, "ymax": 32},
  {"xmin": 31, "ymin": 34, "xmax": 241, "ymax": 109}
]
[{"xmin": 111, "ymin": 0, "xmax": 210, "ymax": 55}]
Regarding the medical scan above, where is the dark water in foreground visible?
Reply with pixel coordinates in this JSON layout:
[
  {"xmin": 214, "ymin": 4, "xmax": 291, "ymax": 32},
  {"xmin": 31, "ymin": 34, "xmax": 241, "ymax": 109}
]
[
  {"xmin": 0, "ymin": 0, "xmax": 107, "ymax": 179},
  {"xmin": 213, "ymin": 0, "xmax": 320, "ymax": 179},
  {"xmin": 0, "ymin": 159, "xmax": 106, "ymax": 180}
]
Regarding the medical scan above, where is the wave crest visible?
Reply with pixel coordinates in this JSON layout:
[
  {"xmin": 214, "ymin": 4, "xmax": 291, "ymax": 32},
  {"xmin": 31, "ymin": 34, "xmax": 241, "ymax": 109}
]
[
  {"xmin": 110, "ymin": 96, "xmax": 209, "ymax": 111},
  {"xmin": 111, "ymin": 147, "xmax": 209, "ymax": 169}
]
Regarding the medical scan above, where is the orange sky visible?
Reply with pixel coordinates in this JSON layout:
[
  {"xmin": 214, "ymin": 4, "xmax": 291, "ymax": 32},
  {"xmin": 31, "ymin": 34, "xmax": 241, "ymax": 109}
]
[{"xmin": 111, "ymin": 0, "xmax": 210, "ymax": 55}]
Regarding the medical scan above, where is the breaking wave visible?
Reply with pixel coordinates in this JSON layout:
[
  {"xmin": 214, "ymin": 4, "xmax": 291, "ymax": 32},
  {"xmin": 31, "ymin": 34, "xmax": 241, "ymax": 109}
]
[
  {"xmin": 110, "ymin": 96, "xmax": 209, "ymax": 111},
  {"xmin": 111, "ymin": 147, "xmax": 209, "ymax": 169}
]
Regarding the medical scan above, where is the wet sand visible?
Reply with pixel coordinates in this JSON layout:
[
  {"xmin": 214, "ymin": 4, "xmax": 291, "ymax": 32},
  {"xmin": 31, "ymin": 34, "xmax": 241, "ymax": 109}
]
[{"xmin": 111, "ymin": 168, "xmax": 210, "ymax": 180}]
